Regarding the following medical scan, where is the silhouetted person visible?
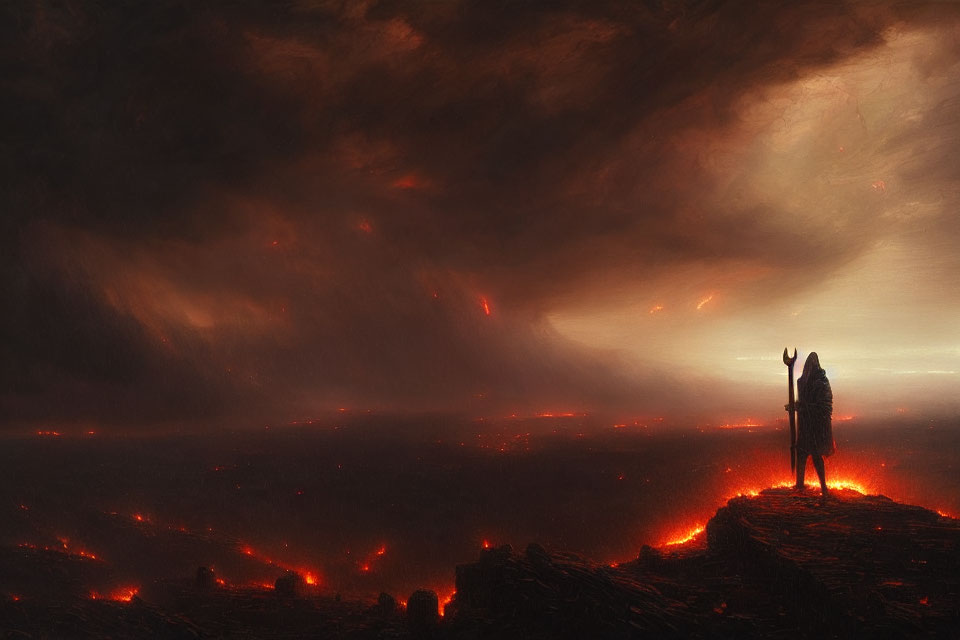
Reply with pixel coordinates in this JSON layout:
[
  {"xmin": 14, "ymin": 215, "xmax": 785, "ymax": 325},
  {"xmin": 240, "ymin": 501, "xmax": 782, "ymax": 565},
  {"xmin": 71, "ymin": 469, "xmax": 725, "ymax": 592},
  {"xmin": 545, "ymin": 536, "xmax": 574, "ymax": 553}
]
[{"xmin": 789, "ymin": 352, "xmax": 834, "ymax": 496}]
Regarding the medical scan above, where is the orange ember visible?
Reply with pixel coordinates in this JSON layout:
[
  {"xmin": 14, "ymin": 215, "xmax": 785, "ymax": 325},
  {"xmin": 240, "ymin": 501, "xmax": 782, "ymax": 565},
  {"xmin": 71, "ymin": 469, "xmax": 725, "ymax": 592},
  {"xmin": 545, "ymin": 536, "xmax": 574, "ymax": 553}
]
[
  {"xmin": 649, "ymin": 304, "xmax": 664, "ymax": 314},
  {"xmin": 696, "ymin": 294, "xmax": 714, "ymax": 310},
  {"xmin": 481, "ymin": 297, "xmax": 491, "ymax": 316}
]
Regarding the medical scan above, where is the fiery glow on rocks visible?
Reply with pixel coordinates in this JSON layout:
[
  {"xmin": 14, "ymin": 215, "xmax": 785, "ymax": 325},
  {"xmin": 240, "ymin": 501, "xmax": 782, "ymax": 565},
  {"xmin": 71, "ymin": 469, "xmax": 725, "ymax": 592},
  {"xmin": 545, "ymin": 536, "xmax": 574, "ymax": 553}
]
[
  {"xmin": 439, "ymin": 588, "xmax": 457, "ymax": 617},
  {"xmin": 665, "ymin": 524, "xmax": 705, "ymax": 546}
]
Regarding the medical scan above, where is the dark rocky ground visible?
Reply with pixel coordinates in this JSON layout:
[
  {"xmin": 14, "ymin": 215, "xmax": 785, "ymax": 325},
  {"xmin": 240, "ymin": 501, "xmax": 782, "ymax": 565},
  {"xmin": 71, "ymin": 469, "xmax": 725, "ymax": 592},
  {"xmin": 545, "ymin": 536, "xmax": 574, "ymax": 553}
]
[{"xmin": 1, "ymin": 488, "xmax": 957, "ymax": 639}]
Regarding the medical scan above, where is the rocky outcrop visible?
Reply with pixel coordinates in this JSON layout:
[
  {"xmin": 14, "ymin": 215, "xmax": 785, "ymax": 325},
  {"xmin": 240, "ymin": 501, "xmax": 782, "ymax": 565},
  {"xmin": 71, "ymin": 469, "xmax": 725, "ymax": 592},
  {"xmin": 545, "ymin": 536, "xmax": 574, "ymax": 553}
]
[{"xmin": 447, "ymin": 488, "xmax": 960, "ymax": 638}]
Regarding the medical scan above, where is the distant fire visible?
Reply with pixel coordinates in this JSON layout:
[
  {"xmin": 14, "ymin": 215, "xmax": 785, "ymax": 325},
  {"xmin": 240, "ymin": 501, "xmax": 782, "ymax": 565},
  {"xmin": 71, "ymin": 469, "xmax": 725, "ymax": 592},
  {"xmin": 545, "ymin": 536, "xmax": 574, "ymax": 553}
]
[
  {"xmin": 234, "ymin": 541, "xmax": 322, "ymax": 586},
  {"xmin": 439, "ymin": 588, "xmax": 457, "ymax": 617},
  {"xmin": 356, "ymin": 543, "xmax": 388, "ymax": 574},
  {"xmin": 696, "ymin": 294, "xmax": 714, "ymax": 310},
  {"xmin": 481, "ymin": 297, "xmax": 491, "ymax": 316},
  {"xmin": 90, "ymin": 586, "xmax": 138, "ymax": 602},
  {"xmin": 19, "ymin": 541, "xmax": 102, "ymax": 562},
  {"xmin": 717, "ymin": 419, "xmax": 763, "ymax": 429}
]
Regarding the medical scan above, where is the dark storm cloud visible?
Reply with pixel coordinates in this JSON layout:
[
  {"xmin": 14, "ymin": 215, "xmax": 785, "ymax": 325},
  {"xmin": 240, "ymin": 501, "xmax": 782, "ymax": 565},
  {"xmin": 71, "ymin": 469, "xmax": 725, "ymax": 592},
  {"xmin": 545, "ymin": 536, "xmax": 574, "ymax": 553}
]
[{"xmin": 2, "ymin": 1, "xmax": 957, "ymax": 427}]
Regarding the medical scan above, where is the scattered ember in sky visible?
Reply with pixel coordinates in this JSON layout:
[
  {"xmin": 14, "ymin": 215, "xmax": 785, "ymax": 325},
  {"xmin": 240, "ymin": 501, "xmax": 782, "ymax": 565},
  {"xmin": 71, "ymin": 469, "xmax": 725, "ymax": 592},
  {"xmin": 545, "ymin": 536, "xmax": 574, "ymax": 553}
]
[{"xmin": 0, "ymin": 0, "xmax": 958, "ymax": 428}]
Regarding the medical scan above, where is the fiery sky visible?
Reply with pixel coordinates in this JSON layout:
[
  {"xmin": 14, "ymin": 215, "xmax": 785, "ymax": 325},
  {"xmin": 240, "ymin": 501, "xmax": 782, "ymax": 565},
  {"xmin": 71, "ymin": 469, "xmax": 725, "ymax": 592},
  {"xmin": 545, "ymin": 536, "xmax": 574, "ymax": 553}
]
[{"xmin": 3, "ymin": 1, "xmax": 959, "ymax": 429}]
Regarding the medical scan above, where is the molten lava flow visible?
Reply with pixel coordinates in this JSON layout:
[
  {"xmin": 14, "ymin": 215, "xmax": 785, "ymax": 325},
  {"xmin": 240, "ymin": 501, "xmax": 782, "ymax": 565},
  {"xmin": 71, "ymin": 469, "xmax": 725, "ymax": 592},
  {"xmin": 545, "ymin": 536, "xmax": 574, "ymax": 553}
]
[
  {"xmin": 481, "ymin": 297, "xmax": 491, "ymax": 316},
  {"xmin": 304, "ymin": 572, "xmax": 318, "ymax": 586},
  {"xmin": 664, "ymin": 524, "xmax": 705, "ymax": 546}
]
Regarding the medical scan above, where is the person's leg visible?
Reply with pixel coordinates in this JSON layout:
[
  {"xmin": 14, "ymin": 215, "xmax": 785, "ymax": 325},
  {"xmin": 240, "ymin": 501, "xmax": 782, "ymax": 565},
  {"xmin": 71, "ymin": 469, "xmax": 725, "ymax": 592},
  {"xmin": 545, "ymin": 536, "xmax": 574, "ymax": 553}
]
[
  {"xmin": 812, "ymin": 453, "xmax": 828, "ymax": 496},
  {"xmin": 795, "ymin": 450, "xmax": 807, "ymax": 490}
]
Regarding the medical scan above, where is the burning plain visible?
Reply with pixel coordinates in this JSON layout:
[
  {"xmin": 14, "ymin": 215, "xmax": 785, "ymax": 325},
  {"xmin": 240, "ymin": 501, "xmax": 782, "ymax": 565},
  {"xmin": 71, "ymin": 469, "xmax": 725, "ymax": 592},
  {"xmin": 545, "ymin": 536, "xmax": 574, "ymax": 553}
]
[{"xmin": 0, "ymin": 416, "xmax": 958, "ymax": 637}]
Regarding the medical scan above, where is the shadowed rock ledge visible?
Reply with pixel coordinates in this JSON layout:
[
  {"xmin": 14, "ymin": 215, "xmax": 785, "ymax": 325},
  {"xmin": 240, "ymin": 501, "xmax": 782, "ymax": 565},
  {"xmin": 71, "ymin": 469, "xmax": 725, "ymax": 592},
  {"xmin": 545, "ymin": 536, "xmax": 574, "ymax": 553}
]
[{"xmin": 446, "ymin": 488, "xmax": 959, "ymax": 639}]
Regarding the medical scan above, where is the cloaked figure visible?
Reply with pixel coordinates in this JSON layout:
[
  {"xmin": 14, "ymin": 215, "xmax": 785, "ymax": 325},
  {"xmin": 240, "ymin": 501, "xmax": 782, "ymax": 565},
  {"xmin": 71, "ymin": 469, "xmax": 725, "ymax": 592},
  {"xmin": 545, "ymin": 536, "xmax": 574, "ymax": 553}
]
[{"xmin": 790, "ymin": 352, "xmax": 834, "ymax": 496}]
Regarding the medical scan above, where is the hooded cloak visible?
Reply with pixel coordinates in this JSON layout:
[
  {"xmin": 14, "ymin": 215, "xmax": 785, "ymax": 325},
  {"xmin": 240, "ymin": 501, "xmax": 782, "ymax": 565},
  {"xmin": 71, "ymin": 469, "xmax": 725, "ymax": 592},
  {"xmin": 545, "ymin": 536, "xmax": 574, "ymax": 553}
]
[{"xmin": 796, "ymin": 352, "xmax": 834, "ymax": 456}]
